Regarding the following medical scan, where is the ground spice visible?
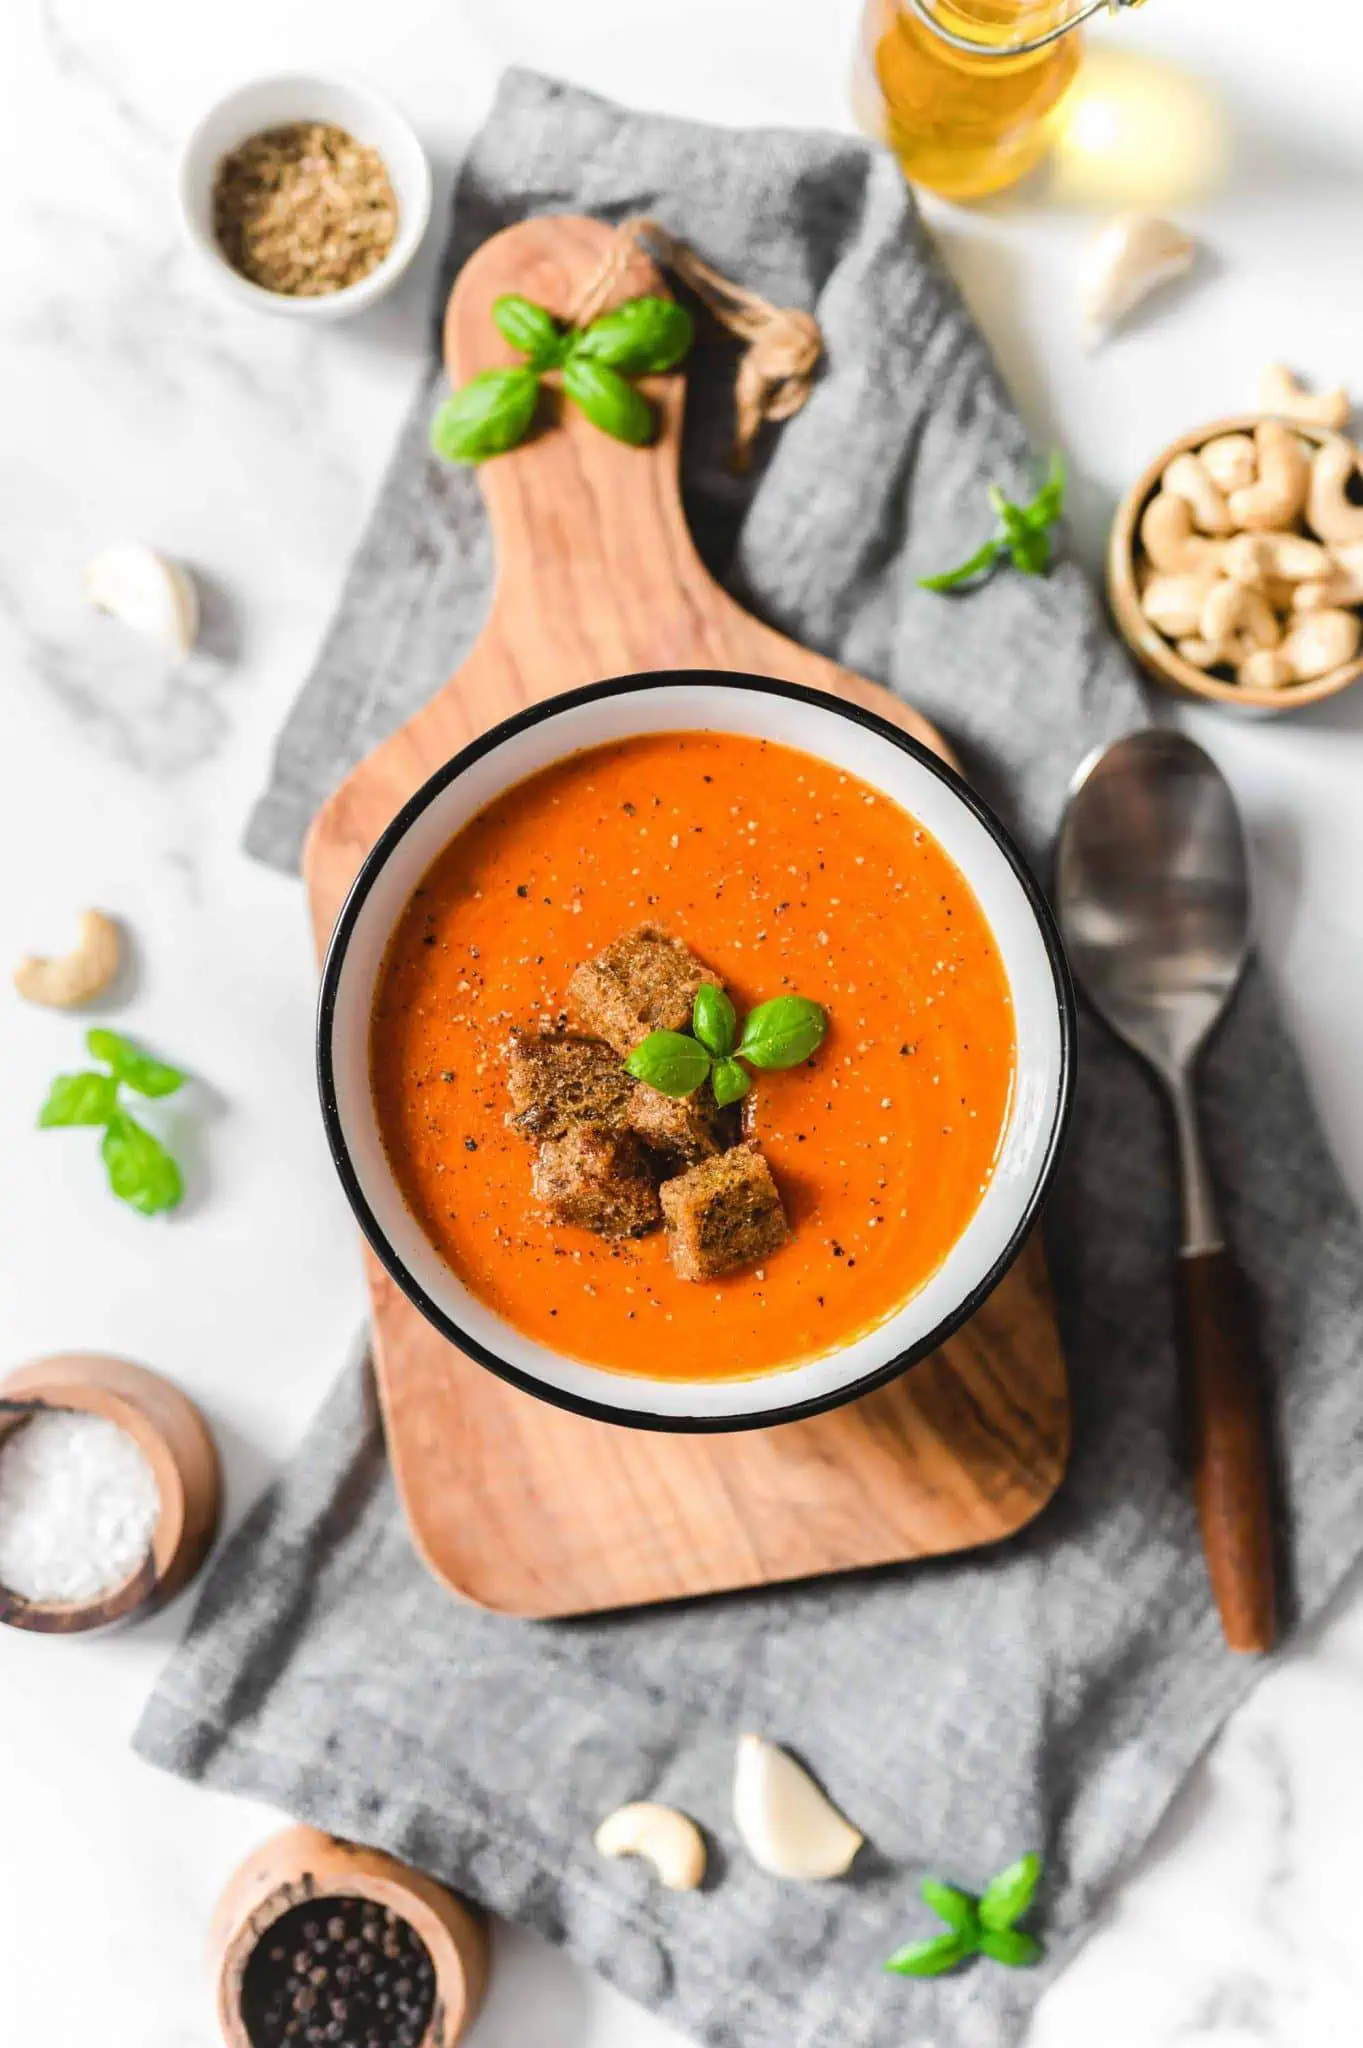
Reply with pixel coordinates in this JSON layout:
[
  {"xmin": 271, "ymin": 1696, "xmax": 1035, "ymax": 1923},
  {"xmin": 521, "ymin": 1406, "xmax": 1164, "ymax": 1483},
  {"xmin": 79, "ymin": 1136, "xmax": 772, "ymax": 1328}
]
[
  {"xmin": 241, "ymin": 1896, "xmax": 436, "ymax": 2048},
  {"xmin": 0, "ymin": 1409, "xmax": 159, "ymax": 1604},
  {"xmin": 213, "ymin": 123, "xmax": 398, "ymax": 297}
]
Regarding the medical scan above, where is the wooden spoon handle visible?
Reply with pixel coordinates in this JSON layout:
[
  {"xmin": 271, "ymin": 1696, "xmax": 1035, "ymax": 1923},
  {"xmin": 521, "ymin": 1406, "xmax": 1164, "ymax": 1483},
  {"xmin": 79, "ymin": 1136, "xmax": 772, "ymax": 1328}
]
[{"xmin": 1177, "ymin": 1246, "xmax": 1278, "ymax": 1653}]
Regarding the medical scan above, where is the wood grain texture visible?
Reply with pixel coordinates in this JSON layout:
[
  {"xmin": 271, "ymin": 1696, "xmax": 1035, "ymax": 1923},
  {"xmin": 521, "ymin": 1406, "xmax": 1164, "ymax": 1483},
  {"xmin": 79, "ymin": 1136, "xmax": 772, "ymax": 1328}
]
[{"xmin": 303, "ymin": 214, "xmax": 1070, "ymax": 1618}]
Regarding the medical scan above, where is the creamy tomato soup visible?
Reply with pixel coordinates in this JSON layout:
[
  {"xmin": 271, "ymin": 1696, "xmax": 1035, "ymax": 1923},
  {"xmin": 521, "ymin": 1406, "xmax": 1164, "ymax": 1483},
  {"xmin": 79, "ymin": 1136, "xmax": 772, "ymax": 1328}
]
[{"xmin": 369, "ymin": 731, "xmax": 1016, "ymax": 1381}]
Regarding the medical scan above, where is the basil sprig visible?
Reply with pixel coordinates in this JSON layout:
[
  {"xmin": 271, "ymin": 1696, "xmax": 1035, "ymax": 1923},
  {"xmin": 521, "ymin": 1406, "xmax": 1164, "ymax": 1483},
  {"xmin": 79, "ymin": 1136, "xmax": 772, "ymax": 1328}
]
[
  {"xmin": 885, "ymin": 1854, "xmax": 1044, "ymax": 1979},
  {"xmin": 431, "ymin": 292, "xmax": 694, "ymax": 465},
  {"xmin": 625, "ymin": 984, "xmax": 826, "ymax": 1107},
  {"xmin": 39, "ymin": 1027, "xmax": 188, "ymax": 1217},
  {"xmin": 918, "ymin": 454, "xmax": 1065, "ymax": 592}
]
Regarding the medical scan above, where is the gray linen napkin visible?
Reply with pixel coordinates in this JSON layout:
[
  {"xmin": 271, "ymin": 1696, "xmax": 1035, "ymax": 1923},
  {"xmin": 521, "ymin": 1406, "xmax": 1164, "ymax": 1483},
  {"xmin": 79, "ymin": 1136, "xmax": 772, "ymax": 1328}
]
[{"xmin": 138, "ymin": 69, "xmax": 1363, "ymax": 2048}]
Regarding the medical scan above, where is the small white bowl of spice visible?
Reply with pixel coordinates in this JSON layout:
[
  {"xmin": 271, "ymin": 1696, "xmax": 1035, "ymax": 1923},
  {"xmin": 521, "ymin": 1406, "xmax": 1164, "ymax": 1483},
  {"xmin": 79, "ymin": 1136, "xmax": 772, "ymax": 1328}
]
[{"xmin": 178, "ymin": 72, "xmax": 432, "ymax": 319}]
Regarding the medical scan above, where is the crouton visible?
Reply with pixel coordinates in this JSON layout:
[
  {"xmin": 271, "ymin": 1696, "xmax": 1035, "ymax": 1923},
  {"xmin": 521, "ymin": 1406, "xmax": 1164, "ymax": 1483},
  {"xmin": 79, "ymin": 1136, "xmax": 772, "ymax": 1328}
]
[
  {"xmin": 531, "ymin": 1126, "xmax": 662, "ymax": 1239},
  {"xmin": 659, "ymin": 1140, "xmax": 790, "ymax": 1280},
  {"xmin": 628, "ymin": 1086, "xmax": 736, "ymax": 1167},
  {"xmin": 568, "ymin": 924, "xmax": 719, "ymax": 1055},
  {"xmin": 505, "ymin": 1028, "xmax": 634, "ymax": 1140}
]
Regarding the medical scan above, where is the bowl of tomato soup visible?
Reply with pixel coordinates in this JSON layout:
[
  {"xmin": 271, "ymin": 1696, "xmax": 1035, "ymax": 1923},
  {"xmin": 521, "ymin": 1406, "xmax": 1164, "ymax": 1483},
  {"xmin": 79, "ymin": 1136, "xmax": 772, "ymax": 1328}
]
[{"xmin": 318, "ymin": 673, "xmax": 1075, "ymax": 1430}]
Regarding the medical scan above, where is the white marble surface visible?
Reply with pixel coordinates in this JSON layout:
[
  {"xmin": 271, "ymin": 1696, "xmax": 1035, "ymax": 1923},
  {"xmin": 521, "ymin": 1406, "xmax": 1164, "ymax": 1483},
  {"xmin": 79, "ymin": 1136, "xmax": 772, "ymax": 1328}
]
[{"xmin": 3, "ymin": 2, "xmax": 1362, "ymax": 2042}]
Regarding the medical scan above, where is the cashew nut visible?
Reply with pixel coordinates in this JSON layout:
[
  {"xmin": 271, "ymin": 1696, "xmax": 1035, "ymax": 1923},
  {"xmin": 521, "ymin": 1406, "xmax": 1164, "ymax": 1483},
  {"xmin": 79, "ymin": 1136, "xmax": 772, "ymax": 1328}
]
[
  {"xmin": 1259, "ymin": 363, "xmax": 1350, "ymax": 432},
  {"xmin": 1140, "ymin": 568, "xmax": 1221, "ymax": 638},
  {"xmin": 13, "ymin": 910, "xmax": 121, "ymax": 1008},
  {"xmin": 594, "ymin": 1802, "xmax": 706, "ymax": 1890},
  {"xmin": 1238, "ymin": 649, "xmax": 1295, "ymax": 690},
  {"xmin": 1161, "ymin": 451, "xmax": 1234, "ymax": 535},
  {"xmin": 1138, "ymin": 492, "xmax": 1227, "ymax": 574},
  {"xmin": 1176, "ymin": 637, "xmax": 1226, "ymax": 670},
  {"xmin": 1242, "ymin": 608, "xmax": 1361, "ymax": 689},
  {"xmin": 1200, "ymin": 579, "xmax": 1280, "ymax": 651},
  {"xmin": 1200, "ymin": 434, "xmax": 1257, "ymax": 494},
  {"xmin": 1305, "ymin": 437, "xmax": 1363, "ymax": 545},
  {"xmin": 1292, "ymin": 541, "xmax": 1363, "ymax": 613},
  {"xmin": 1228, "ymin": 420, "xmax": 1310, "ymax": 531},
  {"xmin": 1222, "ymin": 530, "xmax": 1333, "ymax": 586}
]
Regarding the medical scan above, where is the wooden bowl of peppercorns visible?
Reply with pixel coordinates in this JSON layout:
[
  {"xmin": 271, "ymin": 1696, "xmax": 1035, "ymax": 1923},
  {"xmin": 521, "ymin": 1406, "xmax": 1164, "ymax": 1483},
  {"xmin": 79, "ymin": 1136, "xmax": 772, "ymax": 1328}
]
[{"xmin": 210, "ymin": 1826, "xmax": 488, "ymax": 2048}]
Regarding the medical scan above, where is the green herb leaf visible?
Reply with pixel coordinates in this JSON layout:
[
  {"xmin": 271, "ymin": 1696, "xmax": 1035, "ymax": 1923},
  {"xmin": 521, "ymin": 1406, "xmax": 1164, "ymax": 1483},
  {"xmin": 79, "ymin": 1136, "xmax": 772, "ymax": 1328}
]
[
  {"xmin": 86, "ymin": 1028, "xmax": 185, "ymax": 1098},
  {"xmin": 693, "ymin": 983, "xmax": 738, "ymax": 1059},
  {"xmin": 884, "ymin": 1932, "xmax": 972, "ymax": 1978},
  {"xmin": 38, "ymin": 1071, "xmax": 119, "ymax": 1128},
  {"xmin": 573, "ymin": 295, "xmax": 695, "ymax": 375},
  {"xmin": 917, "ymin": 536, "xmax": 1003, "ymax": 593},
  {"xmin": 921, "ymin": 1879, "xmax": 979, "ymax": 1936},
  {"xmin": 561, "ymin": 357, "xmax": 655, "ymax": 446},
  {"xmin": 979, "ymin": 1852, "xmax": 1041, "ymax": 1932},
  {"xmin": 492, "ymin": 294, "xmax": 568, "ymax": 368},
  {"xmin": 101, "ymin": 1109, "xmax": 183, "ymax": 1217},
  {"xmin": 737, "ymin": 996, "xmax": 828, "ymax": 1071},
  {"xmin": 431, "ymin": 367, "xmax": 541, "ymax": 464},
  {"xmin": 977, "ymin": 1928, "xmax": 1043, "ymax": 1969},
  {"xmin": 624, "ymin": 1031, "xmax": 713, "ymax": 1098},
  {"xmin": 919, "ymin": 453, "xmax": 1065, "ymax": 592},
  {"xmin": 711, "ymin": 1057, "xmax": 751, "ymax": 1108}
]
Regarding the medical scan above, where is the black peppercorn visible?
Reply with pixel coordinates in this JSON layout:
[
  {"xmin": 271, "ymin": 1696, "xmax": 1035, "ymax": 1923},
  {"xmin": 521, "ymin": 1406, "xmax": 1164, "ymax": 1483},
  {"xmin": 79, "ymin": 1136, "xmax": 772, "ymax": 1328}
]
[{"xmin": 240, "ymin": 1895, "xmax": 436, "ymax": 2048}]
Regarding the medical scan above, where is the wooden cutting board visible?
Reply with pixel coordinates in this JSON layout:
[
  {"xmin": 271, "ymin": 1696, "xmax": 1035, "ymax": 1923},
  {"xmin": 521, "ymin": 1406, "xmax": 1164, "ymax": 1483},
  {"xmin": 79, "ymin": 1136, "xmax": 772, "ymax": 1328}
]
[{"xmin": 303, "ymin": 214, "xmax": 1070, "ymax": 1618}]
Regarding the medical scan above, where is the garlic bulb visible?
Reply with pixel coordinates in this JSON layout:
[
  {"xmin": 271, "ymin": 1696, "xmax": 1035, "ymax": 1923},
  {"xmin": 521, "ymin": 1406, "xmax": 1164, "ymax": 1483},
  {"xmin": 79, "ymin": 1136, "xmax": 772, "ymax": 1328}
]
[
  {"xmin": 1079, "ymin": 215, "xmax": 1196, "ymax": 345},
  {"xmin": 732, "ymin": 1733, "xmax": 863, "ymax": 1880},
  {"xmin": 84, "ymin": 544, "xmax": 199, "ymax": 659}
]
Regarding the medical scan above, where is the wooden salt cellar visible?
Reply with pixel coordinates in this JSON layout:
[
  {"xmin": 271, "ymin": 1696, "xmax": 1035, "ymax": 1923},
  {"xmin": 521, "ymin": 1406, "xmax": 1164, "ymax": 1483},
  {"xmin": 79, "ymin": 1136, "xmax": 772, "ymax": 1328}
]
[
  {"xmin": 210, "ymin": 1825, "xmax": 488, "ymax": 2048},
  {"xmin": 0, "ymin": 1352, "xmax": 221, "ymax": 1633}
]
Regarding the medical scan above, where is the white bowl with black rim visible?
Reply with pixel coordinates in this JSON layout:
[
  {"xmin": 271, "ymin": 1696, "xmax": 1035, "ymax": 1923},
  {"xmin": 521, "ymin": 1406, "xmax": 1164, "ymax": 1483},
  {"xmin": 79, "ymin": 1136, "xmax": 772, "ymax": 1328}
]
[{"xmin": 318, "ymin": 672, "xmax": 1076, "ymax": 1432}]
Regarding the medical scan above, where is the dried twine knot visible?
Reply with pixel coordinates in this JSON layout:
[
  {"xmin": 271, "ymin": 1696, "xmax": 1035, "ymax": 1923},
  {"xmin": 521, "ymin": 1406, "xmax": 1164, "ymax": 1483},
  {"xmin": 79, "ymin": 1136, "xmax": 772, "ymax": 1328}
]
[{"xmin": 571, "ymin": 215, "xmax": 823, "ymax": 471}]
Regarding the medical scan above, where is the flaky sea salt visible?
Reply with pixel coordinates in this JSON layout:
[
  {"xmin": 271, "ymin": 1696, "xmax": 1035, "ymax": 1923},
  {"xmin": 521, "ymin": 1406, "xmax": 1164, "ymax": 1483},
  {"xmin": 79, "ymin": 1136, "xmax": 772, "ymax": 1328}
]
[{"xmin": 0, "ymin": 1410, "xmax": 160, "ymax": 1604}]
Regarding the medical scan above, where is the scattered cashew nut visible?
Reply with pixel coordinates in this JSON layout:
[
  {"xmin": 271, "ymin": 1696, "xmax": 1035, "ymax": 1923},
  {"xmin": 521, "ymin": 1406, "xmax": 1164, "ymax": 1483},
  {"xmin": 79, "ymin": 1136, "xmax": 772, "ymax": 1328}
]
[
  {"xmin": 13, "ymin": 910, "xmax": 121, "ymax": 1008},
  {"xmin": 1305, "ymin": 437, "xmax": 1363, "ymax": 545},
  {"xmin": 1200, "ymin": 433, "xmax": 1257, "ymax": 494},
  {"xmin": 1228, "ymin": 420, "xmax": 1310, "ymax": 530},
  {"xmin": 1161, "ymin": 450, "xmax": 1234, "ymax": 535},
  {"xmin": 1259, "ymin": 363, "xmax": 1350, "ymax": 432},
  {"xmin": 594, "ymin": 1803, "xmax": 706, "ymax": 1890}
]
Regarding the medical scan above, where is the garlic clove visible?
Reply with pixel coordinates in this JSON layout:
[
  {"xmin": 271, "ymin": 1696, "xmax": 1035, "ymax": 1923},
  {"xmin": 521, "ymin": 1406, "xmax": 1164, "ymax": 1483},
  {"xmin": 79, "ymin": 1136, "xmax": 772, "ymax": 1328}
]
[
  {"xmin": 84, "ymin": 543, "xmax": 199, "ymax": 659},
  {"xmin": 732, "ymin": 1733, "xmax": 863, "ymax": 1881},
  {"xmin": 1079, "ymin": 214, "xmax": 1197, "ymax": 345}
]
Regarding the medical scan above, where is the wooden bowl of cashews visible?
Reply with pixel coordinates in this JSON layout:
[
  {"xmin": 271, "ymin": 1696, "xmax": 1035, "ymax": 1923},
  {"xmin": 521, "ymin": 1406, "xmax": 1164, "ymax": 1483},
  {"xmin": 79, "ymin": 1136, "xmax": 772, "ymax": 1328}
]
[{"xmin": 1109, "ymin": 378, "xmax": 1363, "ymax": 712}]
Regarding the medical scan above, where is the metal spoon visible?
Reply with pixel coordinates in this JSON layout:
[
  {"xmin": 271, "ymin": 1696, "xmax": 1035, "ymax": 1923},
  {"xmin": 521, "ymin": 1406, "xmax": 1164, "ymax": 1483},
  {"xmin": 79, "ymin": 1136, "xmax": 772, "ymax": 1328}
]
[{"xmin": 1056, "ymin": 729, "xmax": 1277, "ymax": 1653}]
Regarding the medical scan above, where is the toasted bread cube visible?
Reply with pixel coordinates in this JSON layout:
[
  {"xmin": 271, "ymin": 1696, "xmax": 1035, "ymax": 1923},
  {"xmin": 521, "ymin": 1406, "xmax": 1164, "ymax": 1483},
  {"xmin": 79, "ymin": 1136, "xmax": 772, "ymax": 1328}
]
[
  {"xmin": 659, "ymin": 1140, "xmax": 790, "ymax": 1281},
  {"xmin": 628, "ymin": 1086, "xmax": 736, "ymax": 1167},
  {"xmin": 505, "ymin": 1028, "xmax": 633, "ymax": 1140},
  {"xmin": 568, "ymin": 924, "xmax": 719, "ymax": 1055},
  {"xmin": 532, "ymin": 1126, "xmax": 662, "ymax": 1239}
]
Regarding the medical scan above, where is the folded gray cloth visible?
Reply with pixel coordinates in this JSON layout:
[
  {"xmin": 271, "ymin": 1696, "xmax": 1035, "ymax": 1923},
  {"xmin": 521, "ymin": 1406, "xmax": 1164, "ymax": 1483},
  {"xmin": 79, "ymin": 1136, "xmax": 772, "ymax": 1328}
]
[{"xmin": 139, "ymin": 68, "xmax": 1363, "ymax": 2048}]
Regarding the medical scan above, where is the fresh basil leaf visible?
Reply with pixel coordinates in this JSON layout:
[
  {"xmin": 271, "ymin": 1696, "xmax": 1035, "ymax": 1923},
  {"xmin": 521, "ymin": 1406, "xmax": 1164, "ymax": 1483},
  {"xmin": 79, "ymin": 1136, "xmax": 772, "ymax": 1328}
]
[
  {"xmin": 711, "ymin": 1056, "xmax": 751, "ymax": 1108},
  {"xmin": 38, "ymin": 1071, "xmax": 119, "ymax": 1128},
  {"xmin": 86, "ymin": 1028, "xmax": 185, "ymax": 1098},
  {"xmin": 573, "ymin": 295, "xmax": 694, "ymax": 375},
  {"xmin": 431, "ymin": 368, "xmax": 541, "ymax": 464},
  {"xmin": 979, "ymin": 1852, "xmax": 1041, "ymax": 1932},
  {"xmin": 624, "ymin": 1031, "xmax": 713, "ymax": 1099},
  {"xmin": 561, "ymin": 357, "xmax": 655, "ymax": 446},
  {"xmin": 918, "ymin": 535, "xmax": 1003, "ymax": 593},
  {"xmin": 884, "ymin": 1932, "xmax": 972, "ymax": 1978},
  {"xmin": 101, "ymin": 1110, "xmax": 183, "ymax": 1216},
  {"xmin": 1027, "ymin": 449, "xmax": 1066, "ymax": 527},
  {"xmin": 921, "ymin": 1879, "xmax": 979, "ymax": 1935},
  {"xmin": 491, "ymin": 294, "xmax": 567, "ymax": 368},
  {"xmin": 978, "ymin": 1928, "xmax": 1043, "ymax": 1969},
  {"xmin": 737, "ymin": 995, "xmax": 828, "ymax": 1070},
  {"xmin": 693, "ymin": 983, "xmax": 737, "ymax": 1059},
  {"xmin": 1007, "ymin": 524, "xmax": 1052, "ymax": 575}
]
